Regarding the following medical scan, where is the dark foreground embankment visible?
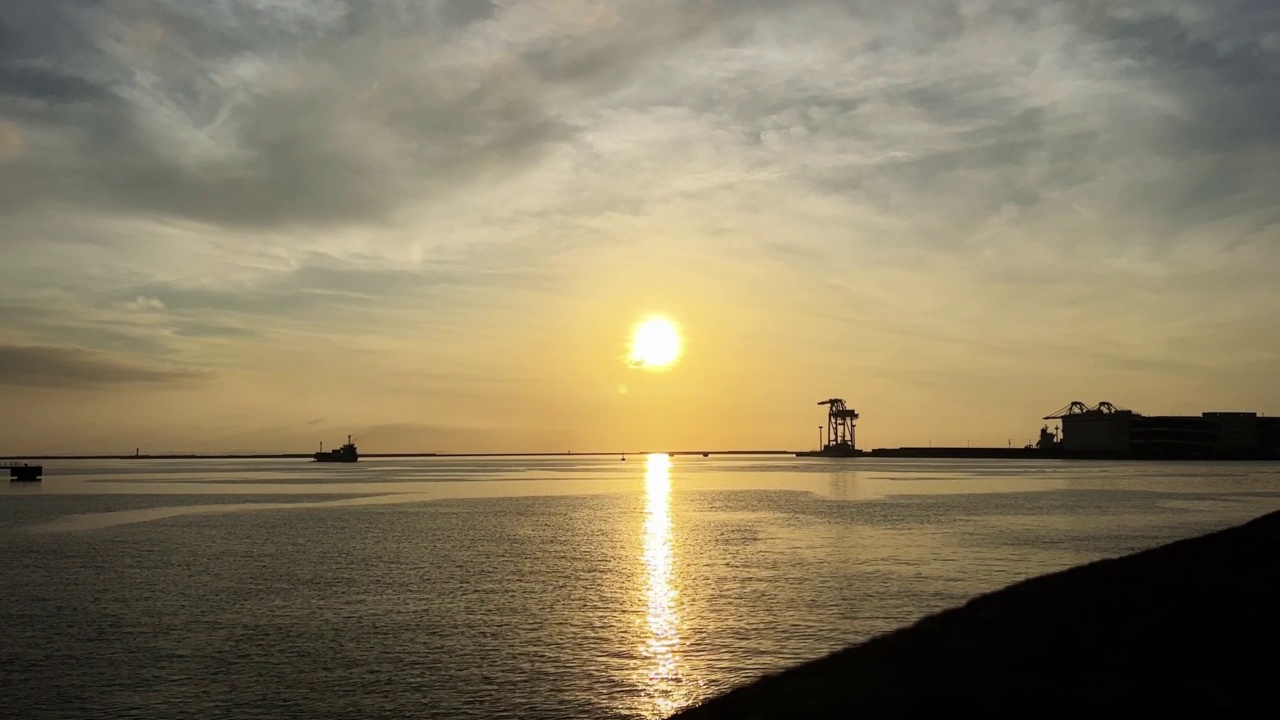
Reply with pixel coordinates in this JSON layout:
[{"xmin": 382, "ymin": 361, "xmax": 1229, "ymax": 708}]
[{"xmin": 673, "ymin": 510, "xmax": 1280, "ymax": 718}]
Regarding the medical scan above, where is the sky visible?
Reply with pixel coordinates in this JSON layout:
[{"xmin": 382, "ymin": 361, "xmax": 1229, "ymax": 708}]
[{"xmin": 2, "ymin": 0, "xmax": 1278, "ymax": 454}]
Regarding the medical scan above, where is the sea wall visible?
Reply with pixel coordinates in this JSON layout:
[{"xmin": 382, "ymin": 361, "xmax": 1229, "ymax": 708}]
[{"xmin": 672, "ymin": 510, "xmax": 1280, "ymax": 717}]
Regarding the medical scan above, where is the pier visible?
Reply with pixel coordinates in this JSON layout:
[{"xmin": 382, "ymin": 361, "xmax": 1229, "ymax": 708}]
[{"xmin": 5, "ymin": 462, "xmax": 42, "ymax": 481}]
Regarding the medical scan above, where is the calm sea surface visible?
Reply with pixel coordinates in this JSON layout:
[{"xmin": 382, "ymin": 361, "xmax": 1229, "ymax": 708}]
[{"xmin": 4, "ymin": 456, "xmax": 1280, "ymax": 718}]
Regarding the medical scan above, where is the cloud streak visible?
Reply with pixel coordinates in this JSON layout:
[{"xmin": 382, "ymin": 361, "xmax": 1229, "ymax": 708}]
[{"xmin": 0, "ymin": 344, "xmax": 207, "ymax": 389}]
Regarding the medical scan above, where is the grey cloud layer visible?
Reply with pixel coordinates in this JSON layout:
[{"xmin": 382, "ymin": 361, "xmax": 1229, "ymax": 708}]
[
  {"xmin": 0, "ymin": 0, "xmax": 724, "ymax": 226},
  {"xmin": 2, "ymin": 0, "xmax": 1275, "ymax": 232},
  {"xmin": 0, "ymin": 344, "xmax": 204, "ymax": 388},
  {"xmin": 1, "ymin": 0, "xmax": 1277, "ymax": 394}
]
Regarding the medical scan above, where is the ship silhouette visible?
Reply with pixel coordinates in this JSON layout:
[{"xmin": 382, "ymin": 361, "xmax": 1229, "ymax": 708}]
[{"xmin": 314, "ymin": 435, "xmax": 358, "ymax": 463}]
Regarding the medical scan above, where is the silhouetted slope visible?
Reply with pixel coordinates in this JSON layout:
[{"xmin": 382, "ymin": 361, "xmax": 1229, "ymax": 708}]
[{"xmin": 673, "ymin": 510, "xmax": 1280, "ymax": 718}]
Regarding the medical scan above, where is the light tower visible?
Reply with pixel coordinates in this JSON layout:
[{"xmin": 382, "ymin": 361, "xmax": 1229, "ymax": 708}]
[{"xmin": 818, "ymin": 398, "xmax": 859, "ymax": 451}]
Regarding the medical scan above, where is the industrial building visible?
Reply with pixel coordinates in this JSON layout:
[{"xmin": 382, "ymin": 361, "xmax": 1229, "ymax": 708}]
[{"xmin": 1044, "ymin": 402, "xmax": 1280, "ymax": 459}]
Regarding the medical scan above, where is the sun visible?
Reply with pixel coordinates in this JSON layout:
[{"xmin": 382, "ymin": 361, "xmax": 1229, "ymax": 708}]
[{"xmin": 629, "ymin": 316, "xmax": 682, "ymax": 370}]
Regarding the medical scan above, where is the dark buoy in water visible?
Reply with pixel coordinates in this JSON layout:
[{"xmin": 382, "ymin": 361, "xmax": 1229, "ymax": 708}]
[{"xmin": 621, "ymin": 454, "xmax": 626, "ymax": 461}]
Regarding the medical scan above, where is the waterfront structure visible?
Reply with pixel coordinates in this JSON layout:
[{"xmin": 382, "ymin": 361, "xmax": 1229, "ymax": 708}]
[
  {"xmin": 1045, "ymin": 402, "xmax": 1280, "ymax": 459},
  {"xmin": 796, "ymin": 399, "xmax": 863, "ymax": 457},
  {"xmin": 796, "ymin": 398, "xmax": 1280, "ymax": 460}
]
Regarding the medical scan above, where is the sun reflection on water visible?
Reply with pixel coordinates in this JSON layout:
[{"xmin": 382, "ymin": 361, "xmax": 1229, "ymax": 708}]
[{"xmin": 641, "ymin": 452, "xmax": 685, "ymax": 717}]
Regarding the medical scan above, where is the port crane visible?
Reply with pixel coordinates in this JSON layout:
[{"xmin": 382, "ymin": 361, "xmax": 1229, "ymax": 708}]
[
  {"xmin": 1044, "ymin": 401, "xmax": 1132, "ymax": 419},
  {"xmin": 818, "ymin": 398, "xmax": 859, "ymax": 451}
]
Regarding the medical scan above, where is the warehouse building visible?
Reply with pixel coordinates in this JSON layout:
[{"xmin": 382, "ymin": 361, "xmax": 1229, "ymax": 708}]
[{"xmin": 1044, "ymin": 402, "xmax": 1280, "ymax": 459}]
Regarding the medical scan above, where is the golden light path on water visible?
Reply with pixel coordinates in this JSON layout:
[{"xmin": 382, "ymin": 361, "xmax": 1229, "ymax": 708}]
[{"xmin": 641, "ymin": 452, "xmax": 685, "ymax": 718}]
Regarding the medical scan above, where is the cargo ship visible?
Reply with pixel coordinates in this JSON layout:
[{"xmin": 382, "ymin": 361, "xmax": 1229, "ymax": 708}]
[{"xmin": 314, "ymin": 435, "xmax": 358, "ymax": 463}]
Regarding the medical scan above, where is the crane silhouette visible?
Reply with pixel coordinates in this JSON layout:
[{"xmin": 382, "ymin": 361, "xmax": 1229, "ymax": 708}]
[{"xmin": 818, "ymin": 398, "xmax": 859, "ymax": 451}]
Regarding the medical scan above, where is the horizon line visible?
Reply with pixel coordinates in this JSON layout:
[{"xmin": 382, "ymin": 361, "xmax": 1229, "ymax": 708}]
[{"xmin": 0, "ymin": 450, "xmax": 796, "ymax": 461}]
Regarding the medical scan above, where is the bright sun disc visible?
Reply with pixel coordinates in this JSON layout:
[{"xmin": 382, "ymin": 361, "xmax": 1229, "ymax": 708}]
[{"xmin": 629, "ymin": 317, "xmax": 681, "ymax": 370}]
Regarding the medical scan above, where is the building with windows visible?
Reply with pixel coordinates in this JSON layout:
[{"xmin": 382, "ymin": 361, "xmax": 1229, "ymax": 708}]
[{"xmin": 1044, "ymin": 402, "xmax": 1280, "ymax": 459}]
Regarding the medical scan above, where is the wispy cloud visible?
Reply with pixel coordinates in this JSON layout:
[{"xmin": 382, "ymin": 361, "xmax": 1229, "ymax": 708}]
[{"xmin": 124, "ymin": 296, "xmax": 167, "ymax": 312}]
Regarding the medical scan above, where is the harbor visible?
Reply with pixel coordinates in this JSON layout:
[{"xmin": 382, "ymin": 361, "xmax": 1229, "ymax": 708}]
[
  {"xmin": 797, "ymin": 397, "xmax": 1280, "ymax": 461},
  {"xmin": 3, "ymin": 398, "xmax": 1278, "ymax": 466}
]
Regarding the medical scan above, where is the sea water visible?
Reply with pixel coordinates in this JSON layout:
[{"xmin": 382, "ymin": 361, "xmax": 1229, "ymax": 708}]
[{"xmin": 3, "ymin": 456, "xmax": 1279, "ymax": 719}]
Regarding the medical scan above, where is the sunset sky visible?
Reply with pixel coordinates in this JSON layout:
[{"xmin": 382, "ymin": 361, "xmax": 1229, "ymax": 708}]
[{"xmin": 2, "ymin": 0, "xmax": 1278, "ymax": 454}]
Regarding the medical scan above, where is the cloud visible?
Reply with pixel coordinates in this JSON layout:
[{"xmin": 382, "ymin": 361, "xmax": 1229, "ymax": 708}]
[
  {"xmin": 0, "ymin": 0, "xmax": 1278, "ymax": 451},
  {"xmin": 124, "ymin": 296, "xmax": 167, "ymax": 312},
  {"xmin": 4, "ymin": 0, "xmax": 1273, "ymax": 246},
  {"xmin": 171, "ymin": 322, "xmax": 257, "ymax": 338},
  {"xmin": 0, "ymin": 344, "xmax": 206, "ymax": 389},
  {"xmin": 0, "ymin": 119, "xmax": 20, "ymax": 160},
  {"xmin": 0, "ymin": 0, "xmax": 728, "ymax": 228},
  {"xmin": 116, "ymin": 258, "xmax": 555, "ymax": 323}
]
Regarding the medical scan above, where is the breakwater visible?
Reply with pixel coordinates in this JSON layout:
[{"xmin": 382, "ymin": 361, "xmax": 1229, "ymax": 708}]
[{"xmin": 673, "ymin": 509, "xmax": 1280, "ymax": 717}]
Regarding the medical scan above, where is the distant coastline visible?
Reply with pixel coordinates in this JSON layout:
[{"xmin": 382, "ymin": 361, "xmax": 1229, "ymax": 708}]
[
  {"xmin": 4, "ymin": 449, "xmax": 1278, "ymax": 462},
  {"xmin": 0, "ymin": 450, "xmax": 793, "ymax": 461}
]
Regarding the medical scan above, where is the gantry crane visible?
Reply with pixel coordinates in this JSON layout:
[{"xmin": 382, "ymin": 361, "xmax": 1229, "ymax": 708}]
[
  {"xmin": 1043, "ymin": 401, "xmax": 1132, "ymax": 419},
  {"xmin": 818, "ymin": 398, "xmax": 859, "ymax": 451}
]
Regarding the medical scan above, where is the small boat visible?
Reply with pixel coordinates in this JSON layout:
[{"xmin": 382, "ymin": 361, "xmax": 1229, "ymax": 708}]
[
  {"xmin": 6, "ymin": 462, "xmax": 43, "ymax": 481},
  {"xmin": 314, "ymin": 435, "xmax": 358, "ymax": 463}
]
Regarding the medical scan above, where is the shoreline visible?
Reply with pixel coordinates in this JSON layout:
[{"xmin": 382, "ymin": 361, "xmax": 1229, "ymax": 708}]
[
  {"xmin": 3, "ymin": 450, "xmax": 1277, "ymax": 462},
  {"xmin": 0, "ymin": 450, "xmax": 794, "ymax": 461},
  {"xmin": 672, "ymin": 509, "xmax": 1280, "ymax": 717}
]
